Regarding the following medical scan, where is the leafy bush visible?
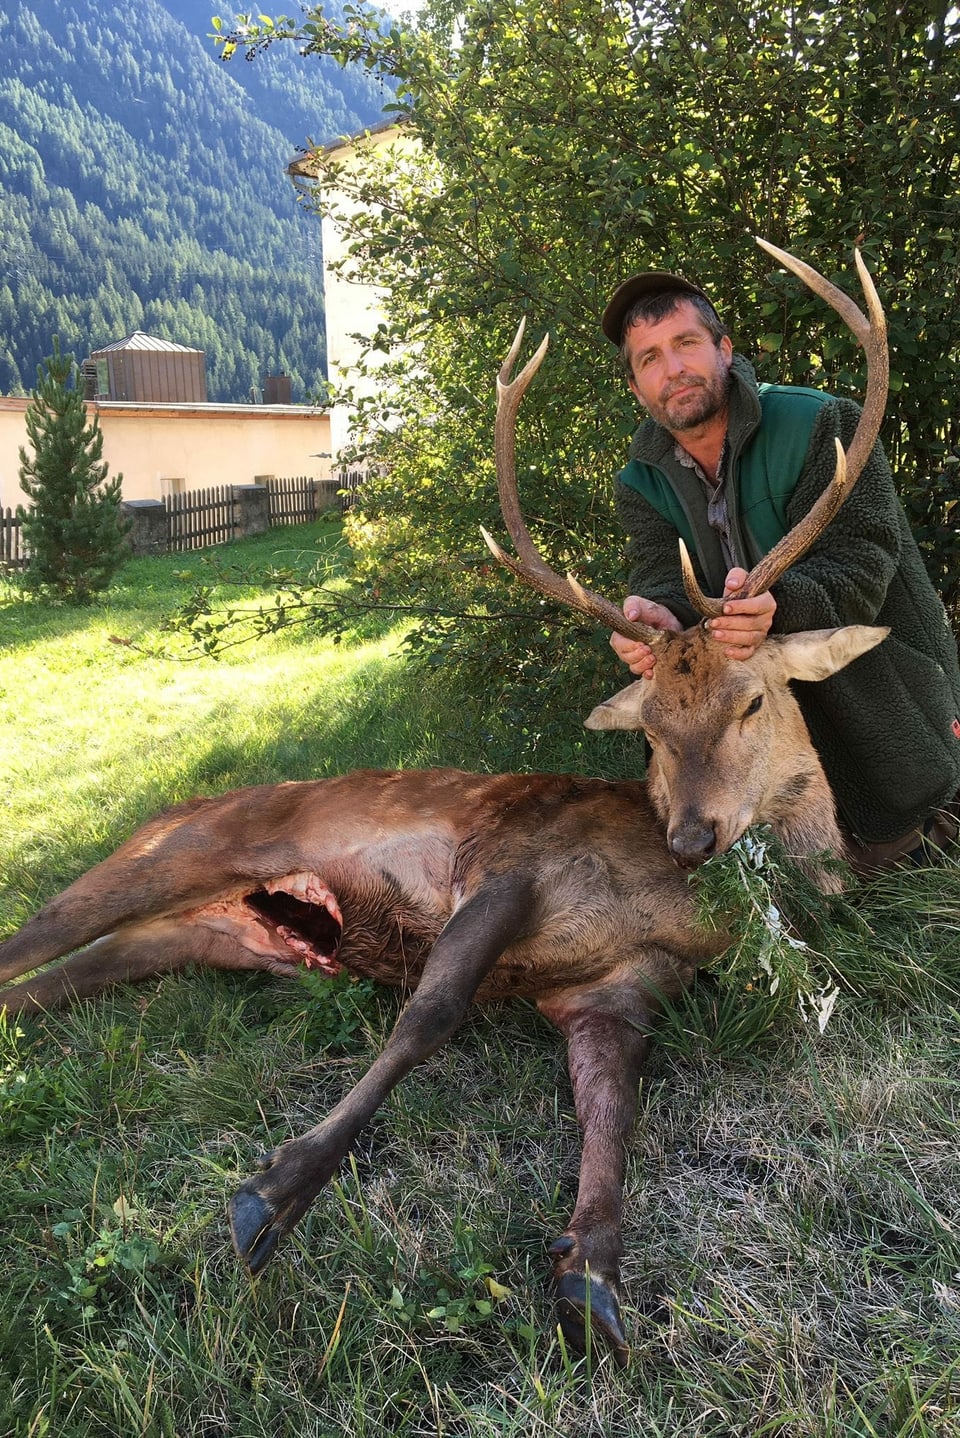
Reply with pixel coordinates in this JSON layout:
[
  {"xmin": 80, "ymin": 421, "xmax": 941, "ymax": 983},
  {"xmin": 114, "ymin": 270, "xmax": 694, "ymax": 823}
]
[{"xmin": 225, "ymin": 0, "xmax": 960, "ymax": 664}]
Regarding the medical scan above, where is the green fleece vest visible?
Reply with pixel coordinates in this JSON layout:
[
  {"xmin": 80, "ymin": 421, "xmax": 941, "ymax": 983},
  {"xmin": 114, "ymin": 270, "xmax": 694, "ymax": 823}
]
[{"xmin": 619, "ymin": 384, "xmax": 830, "ymax": 558}]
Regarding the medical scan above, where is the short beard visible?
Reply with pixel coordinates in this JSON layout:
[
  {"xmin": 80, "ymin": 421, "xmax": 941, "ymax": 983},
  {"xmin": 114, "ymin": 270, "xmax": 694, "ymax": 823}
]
[{"xmin": 650, "ymin": 367, "xmax": 731, "ymax": 432}]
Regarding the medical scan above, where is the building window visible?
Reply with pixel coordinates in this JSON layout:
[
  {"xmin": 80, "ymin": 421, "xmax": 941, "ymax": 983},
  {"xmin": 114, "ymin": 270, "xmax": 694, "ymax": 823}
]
[{"xmin": 160, "ymin": 477, "xmax": 185, "ymax": 497}]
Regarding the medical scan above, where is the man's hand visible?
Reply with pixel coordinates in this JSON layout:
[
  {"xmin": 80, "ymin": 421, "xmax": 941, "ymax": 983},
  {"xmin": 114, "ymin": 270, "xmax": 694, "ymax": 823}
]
[
  {"xmin": 610, "ymin": 596, "xmax": 683, "ymax": 678},
  {"xmin": 707, "ymin": 567, "xmax": 776, "ymax": 659}
]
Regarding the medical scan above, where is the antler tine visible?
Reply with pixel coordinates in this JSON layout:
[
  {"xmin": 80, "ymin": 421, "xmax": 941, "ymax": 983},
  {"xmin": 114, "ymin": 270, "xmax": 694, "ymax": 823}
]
[
  {"xmin": 754, "ymin": 238, "xmax": 887, "ymax": 497},
  {"xmin": 499, "ymin": 314, "xmax": 530, "ymax": 382},
  {"xmin": 720, "ymin": 239, "xmax": 889, "ymax": 603},
  {"xmin": 723, "ymin": 439, "xmax": 850, "ymax": 603},
  {"xmin": 678, "ymin": 538, "xmax": 724, "ymax": 619},
  {"xmin": 488, "ymin": 323, "xmax": 663, "ymax": 644}
]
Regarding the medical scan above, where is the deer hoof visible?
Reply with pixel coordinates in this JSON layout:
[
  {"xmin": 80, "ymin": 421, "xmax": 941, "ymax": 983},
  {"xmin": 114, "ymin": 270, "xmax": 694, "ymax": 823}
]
[
  {"xmin": 555, "ymin": 1270, "xmax": 630, "ymax": 1368},
  {"xmin": 228, "ymin": 1188, "xmax": 282, "ymax": 1276}
]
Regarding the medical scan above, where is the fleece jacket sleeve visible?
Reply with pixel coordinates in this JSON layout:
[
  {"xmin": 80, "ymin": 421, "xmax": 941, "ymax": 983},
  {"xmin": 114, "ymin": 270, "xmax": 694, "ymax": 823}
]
[{"xmin": 769, "ymin": 397, "xmax": 901, "ymax": 630}]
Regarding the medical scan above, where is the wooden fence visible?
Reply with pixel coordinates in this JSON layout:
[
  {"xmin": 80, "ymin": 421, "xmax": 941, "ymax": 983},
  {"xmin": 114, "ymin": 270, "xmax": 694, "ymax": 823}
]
[
  {"xmin": 336, "ymin": 469, "xmax": 364, "ymax": 510},
  {"xmin": 264, "ymin": 471, "xmax": 363, "ymax": 527},
  {"xmin": 265, "ymin": 474, "xmax": 317, "ymax": 527},
  {"xmin": 164, "ymin": 484, "xmax": 235, "ymax": 552},
  {"xmin": 1, "ymin": 471, "xmax": 367, "ymax": 568},
  {"xmin": 0, "ymin": 507, "xmax": 25, "ymax": 569}
]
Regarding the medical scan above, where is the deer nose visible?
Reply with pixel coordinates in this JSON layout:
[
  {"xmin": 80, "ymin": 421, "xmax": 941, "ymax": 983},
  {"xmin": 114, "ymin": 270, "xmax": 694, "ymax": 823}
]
[{"xmin": 668, "ymin": 819, "xmax": 717, "ymax": 869}]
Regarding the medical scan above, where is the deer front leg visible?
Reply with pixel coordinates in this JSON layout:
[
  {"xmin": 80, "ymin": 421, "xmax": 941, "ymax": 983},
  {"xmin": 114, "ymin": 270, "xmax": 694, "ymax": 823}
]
[
  {"xmin": 538, "ymin": 973, "xmax": 653, "ymax": 1367},
  {"xmin": 228, "ymin": 869, "xmax": 535, "ymax": 1275}
]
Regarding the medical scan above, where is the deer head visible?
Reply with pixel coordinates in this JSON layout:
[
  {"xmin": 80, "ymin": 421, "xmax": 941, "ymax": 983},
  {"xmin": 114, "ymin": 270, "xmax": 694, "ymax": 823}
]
[
  {"xmin": 583, "ymin": 621, "xmax": 887, "ymax": 869},
  {"xmin": 483, "ymin": 241, "xmax": 890, "ymax": 870}
]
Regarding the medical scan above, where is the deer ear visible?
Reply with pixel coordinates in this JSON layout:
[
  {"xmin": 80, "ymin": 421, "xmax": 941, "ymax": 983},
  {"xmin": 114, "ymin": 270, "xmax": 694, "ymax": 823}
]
[
  {"xmin": 774, "ymin": 625, "xmax": 890, "ymax": 682},
  {"xmin": 584, "ymin": 680, "xmax": 648, "ymax": 731}
]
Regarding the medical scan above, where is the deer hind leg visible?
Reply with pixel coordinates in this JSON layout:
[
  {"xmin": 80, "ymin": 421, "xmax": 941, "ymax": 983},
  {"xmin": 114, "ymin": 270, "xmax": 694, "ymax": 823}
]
[
  {"xmin": 0, "ymin": 788, "xmax": 312, "ymax": 989},
  {"xmin": 228, "ymin": 869, "xmax": 536, "ymax": 1276},
  {"xmin": 538, "ymin": 966, "xmax": 663, "ymax": 1368},
  {"xmin": 0, "ymin": 917, "xmax": 288, "ymax": 1015}
]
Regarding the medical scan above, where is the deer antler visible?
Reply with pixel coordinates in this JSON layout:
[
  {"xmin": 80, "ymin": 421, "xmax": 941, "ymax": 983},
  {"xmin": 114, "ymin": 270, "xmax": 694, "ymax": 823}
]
[
  {"xmin": 481, "ymin": 318, "xmax": 664, "ymax": 644},
  {"xmin": 680, "ymin": 240, "xmax": 889, "ymax": 619}
]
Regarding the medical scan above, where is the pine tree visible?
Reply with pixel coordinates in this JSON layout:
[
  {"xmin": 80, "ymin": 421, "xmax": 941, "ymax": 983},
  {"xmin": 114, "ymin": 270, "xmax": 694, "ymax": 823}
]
[{"xmin": 17, "ymin": 337, "xmax": 128, "ymax": 603}]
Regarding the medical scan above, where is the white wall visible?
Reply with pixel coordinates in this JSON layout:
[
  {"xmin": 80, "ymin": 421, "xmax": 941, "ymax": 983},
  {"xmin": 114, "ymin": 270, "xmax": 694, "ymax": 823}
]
[
  {"xmin": 0, "ymin": 398, "xmax": 332, "ymax": 509},
  {"xmin": 314, "ymin": 123, "xmax": 419, "ymax": 457}
]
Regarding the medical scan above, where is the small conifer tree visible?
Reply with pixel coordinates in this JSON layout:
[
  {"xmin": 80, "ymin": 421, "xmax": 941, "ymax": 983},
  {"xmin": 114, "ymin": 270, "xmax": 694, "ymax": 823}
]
[{"xmin": 17, "ymin": 337, "xmax": 128, "ymax": 603}]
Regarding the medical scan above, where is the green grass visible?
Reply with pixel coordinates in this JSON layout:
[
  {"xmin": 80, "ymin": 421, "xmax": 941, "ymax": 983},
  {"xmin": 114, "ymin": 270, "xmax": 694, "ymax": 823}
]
[{"xmin": 2, "ymin": 529, "xmax": 960, "ymax": 1436}]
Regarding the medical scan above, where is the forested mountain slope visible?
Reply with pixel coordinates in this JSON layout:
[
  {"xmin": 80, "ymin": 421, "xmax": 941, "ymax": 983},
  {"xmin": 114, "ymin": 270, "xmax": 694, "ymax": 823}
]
[{"xmin": 0, "ymin": 0, "xmax": 387, "ymax": 400}]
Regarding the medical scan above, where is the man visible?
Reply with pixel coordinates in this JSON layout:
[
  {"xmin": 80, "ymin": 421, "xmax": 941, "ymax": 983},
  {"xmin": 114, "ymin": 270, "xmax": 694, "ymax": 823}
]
[{"xmin": 602, "ymin": 269, "xmax": 960, "ymax": 865}]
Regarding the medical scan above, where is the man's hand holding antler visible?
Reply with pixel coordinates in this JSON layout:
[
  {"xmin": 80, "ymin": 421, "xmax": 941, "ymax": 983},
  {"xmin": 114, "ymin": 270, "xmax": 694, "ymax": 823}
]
[
  {"xmin": 611, "ymin": 569, "xmax": 776, "ymax": 676},
  {"xmin": 707, "ymin": 568, "xmax": 776, "ymax": 659}
]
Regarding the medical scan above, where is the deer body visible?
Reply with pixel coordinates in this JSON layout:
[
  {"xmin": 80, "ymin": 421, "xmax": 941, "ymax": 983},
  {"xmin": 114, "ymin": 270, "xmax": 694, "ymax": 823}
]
[{"xmin": 0, "ymin": 764, "xmax": 719, "ymax": 1010}]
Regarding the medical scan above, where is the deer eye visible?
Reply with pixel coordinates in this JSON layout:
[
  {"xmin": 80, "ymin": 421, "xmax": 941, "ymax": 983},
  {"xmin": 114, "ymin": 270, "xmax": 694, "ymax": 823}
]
[{"xmin": 743, "ymin": 694, "xmax": 764, "ymax": 718}]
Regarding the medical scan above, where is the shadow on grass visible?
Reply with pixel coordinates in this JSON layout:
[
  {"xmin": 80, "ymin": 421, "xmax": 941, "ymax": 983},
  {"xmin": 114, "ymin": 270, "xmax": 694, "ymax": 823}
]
[{"xmin": 162, "ymin": 642, "xmax": 646, "ymax": 795}]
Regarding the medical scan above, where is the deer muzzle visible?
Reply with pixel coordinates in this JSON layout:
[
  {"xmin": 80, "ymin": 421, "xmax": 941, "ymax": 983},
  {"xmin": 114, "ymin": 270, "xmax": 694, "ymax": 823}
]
[{"xmin": 667, "ymin": 811, "xmax": 718, "ymax": 869}]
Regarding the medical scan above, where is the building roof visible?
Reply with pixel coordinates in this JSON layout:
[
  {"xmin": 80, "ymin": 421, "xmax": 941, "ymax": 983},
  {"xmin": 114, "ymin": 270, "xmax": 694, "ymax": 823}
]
[
  {"xmin": 92, "ymin": 401, "xmax": 327, "ymax": 419},
  {"xmin": 287, "ymin": 118, "xmax": 409, "ymax": 181},
  {"xmin": 90, "ymin": 331, "xmax": 204, "ymax": 356},
  {"xmin": 0, "ymin": 396, "xmax": 327, "ymax": 417}
]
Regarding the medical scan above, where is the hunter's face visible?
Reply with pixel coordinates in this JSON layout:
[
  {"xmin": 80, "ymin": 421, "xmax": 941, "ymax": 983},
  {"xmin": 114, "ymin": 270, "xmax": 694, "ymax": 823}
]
[{"xmin": 624, "ymin": 299, "xmax": 733, "ymax": 433}]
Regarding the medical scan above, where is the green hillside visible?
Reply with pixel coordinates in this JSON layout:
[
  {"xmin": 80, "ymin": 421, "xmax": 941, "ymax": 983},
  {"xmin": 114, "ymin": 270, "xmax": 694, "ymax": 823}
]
[{"xmin": 0, "ymin": 0, "xmax": 387, "ymax": 401}]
